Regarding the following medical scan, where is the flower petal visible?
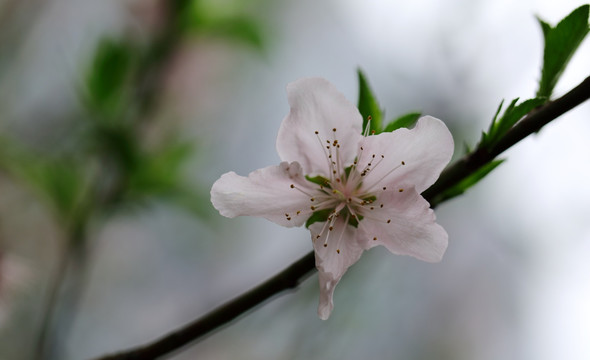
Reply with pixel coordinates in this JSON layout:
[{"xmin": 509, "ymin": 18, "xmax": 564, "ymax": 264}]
[
  {"xmin": 277, "ymin": 77, "xmax": 363, "ymax": 175},
  {"xmin": 358, "ymin": 116, "xmax": 454, "ymax": 194},
  {"xmin": 358, "ymin": 187, "xmax": 448, "ymax": 262},
  {"xmin": 211, "ymin": 162, "xmax": 312, "ymax": 227},
  {"xmin": 310, "ymin": 217, "xmax": 364, "ymax": 319}
]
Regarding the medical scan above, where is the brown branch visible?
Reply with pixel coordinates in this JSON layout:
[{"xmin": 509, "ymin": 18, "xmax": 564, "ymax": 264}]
[
  {"xmin": 94, "ymin": 75, "xmax": 590, "ymax": 360},
  {"xmin": 96, "ymin": 252, "xmax": 315, "ymax": 360}
]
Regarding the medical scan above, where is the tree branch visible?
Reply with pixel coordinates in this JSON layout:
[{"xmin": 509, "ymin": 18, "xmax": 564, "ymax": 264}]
[
  {"xmin": 96, "ymin": 252, "xmax": 315, "ymax": 360},
  {"xmin": 95, "ymin": 75, "xmax": 590, "ymax": 360}
]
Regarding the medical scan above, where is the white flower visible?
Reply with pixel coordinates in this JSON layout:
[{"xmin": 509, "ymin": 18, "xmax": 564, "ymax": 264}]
[{"xmin": 211, "ymin": 77, "xmax": 454, "ymax": 319}]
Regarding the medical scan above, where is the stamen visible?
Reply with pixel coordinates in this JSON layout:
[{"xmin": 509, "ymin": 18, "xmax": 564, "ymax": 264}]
[
  {"xmin": 363, "ymin": 116, "xmax": 372, "ymax": 137},
  {"xmin": 315, "ymin": 130, "xmax": 335, "ymax": 180},
  {"xmin": 363, "ymin": 160, "xmax": 406, "ymax": 192},
  {"xmin": 290, "ymin": 183, "xmax": 315, "ymax": 197}
]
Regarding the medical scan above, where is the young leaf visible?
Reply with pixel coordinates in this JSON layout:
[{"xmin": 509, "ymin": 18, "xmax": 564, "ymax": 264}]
[
  {"xmin": 357, "ymin": 69, "xmax": 383, "ymax": 134},
  {"xmin": 537, "ymin": 5, "xmax": 589, "ymax": 98},
  {"xmin": 383, "ymin": 112, "xmax": 421, "ymax": 132},
  {"xmin": 86, "ymin": 38, "xmax": 135, "ymax": 116},
  {"xmin": 305, "ymin": 209, "xmax": 333, "ymax": 228},
  {"xmin": 431, "ymin": 159, "xmax": 505, "ymax": 206},
  {"xmin": 482, "ymin": 97, "xmax": 545, "ymax": 149},
  {"xmin": 0, "ymin": 141, "xmax": 89, "ymax": 226}
]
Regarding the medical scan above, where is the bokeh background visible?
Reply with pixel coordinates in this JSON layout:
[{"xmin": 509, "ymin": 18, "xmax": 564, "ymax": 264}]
[{"xmin": 0, "ymin": 0, "xmax": 589, "ymax": 359}]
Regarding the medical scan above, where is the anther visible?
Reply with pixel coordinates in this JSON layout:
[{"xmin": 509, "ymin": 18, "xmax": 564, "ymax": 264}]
[
  {"xmin": 373, "ymin": 237, "xmax": 377, "ymax": 241},
  {"xmin": 333, "ymin": 128, "xmax": 337, "ymax": 132},
  {"xmin": 380, "ymin": 204, "xmax": 384, "ymax": 208},
  {"xmin": 401, "ymin": 161, "xmax": 405, "ymax": 165},
  {"xmin": 315, "ymin": 131, "xmax": 319, "ymax": 134},
  {"xmin": 323, "ymin": 244, "xmax": 327, "ymax": 247},
  {"xmin": 336, "ymin": 249, "xmax": 340, "ymax": 254},
  {"xmin": 329, "ymin": 226, "xmax": 334, "ymax": 231},
  {"xmin": 398, "ymin": 188, "xmax": 404, "ymax": 192},
  {"xmin": 387, "ymin": 219, "xmax": 391, "ymax": 223},
  {"xmin": 382, "ymin": 187, "xmax": 387, "ymax": 190},
  {"xmin": 290, "ymin": 184, "xmax": 294, "ymax": 188},
  {"xmin": 311, "ymin": 206, "xmax": 316, "ymax": 210}
]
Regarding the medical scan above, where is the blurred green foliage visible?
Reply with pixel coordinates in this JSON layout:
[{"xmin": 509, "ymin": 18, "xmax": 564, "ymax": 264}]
[
  {"xmin": 0, "ymin": 0, "xmax": 268, "ymax": 238},
  {"xmin": 85, "ymin": 38, "xmax": 136, "ymax": 118},
  {"xmin": 181, "ymin": 0, "xmax": 265, "ymax": 51}
]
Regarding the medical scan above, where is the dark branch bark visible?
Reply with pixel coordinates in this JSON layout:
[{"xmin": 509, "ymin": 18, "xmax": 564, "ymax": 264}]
[
  {"xmin": 95, "ymin": 75, "xmax": 590, "ymax": 360},
  {"xmin": 96, "ymin": 252, "xmax": 316, "ymax": 360}
]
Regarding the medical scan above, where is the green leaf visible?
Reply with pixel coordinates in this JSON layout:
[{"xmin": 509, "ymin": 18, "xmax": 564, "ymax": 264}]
[
  {"xmin": 181, "ymin": 1, "xmax": 265, "ymax": 51},
  {"xmin": 86, "ymin": 38, "xmax": 135, "ymax": 116},
  {"xmin": 0, "ymin": 140, "xmax": 90, "ymax": 226},
  {"xmin": 482, "ymin": 97, "xmax": 545, "ymax": 149},
  {"xmin": 383, "ymin": 112, "xmax": 421, "ymax": 132},
  {"xmin": 537, "ymin": 5, "xmax": 589, "ymax": 98},
  {"xmin": 357, "ymin": 69, "xmax": 383, "ymax": 134},
  {"xmin": 127, "ymin": 141, "xmax": 194, "ymax": 199},
  {"xmin": 432, "ymin": 159, "xmax": 505, "ymax": 205},
  {"xmin": 305, "ymin": 175, "xmax": 330, "ymax": 187},
  {"xmin": 305, "ymin": 209, "xmax": 333, "ymax": 228}
]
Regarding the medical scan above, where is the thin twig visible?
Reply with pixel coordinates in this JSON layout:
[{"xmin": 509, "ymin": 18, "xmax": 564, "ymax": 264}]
[
  {"xmin": 96, "ymin": 252, "xmax": 316, "ymax": 360},
  {"xmin": 95, "ymin": 75, "xmax": 590, "ymax": 360}
]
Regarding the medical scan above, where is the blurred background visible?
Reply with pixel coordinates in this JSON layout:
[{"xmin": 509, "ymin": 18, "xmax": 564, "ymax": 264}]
[{"xmin": 0, "ymin": 0, "xmax": 589, "ymax": 359}]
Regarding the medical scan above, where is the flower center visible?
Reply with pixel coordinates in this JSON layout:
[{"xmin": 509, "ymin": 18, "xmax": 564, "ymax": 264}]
[{"xmin": 287, "ymin": 125, "xmax": 406, "ymax": 251}]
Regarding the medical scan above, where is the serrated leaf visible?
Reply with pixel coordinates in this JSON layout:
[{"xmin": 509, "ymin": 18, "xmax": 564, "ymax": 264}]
[
  {"xmin": 357, "ymin": 69, "xmax": 383, "ymax": 134},
  {"xmin": 383, "ymin": 112, "xmax": 421, "ymax": 132},
  {"xmin": 537, "ymin": 5, "xmax": 589, "ymax": 98},
  {"xmin": 432, "ymin": 159, "xmax": 505, "ymax": 205}
]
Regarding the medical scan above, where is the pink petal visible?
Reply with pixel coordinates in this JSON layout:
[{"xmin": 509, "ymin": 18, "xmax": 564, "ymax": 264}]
[
  {"xmin": 277, "ymin": 78, "xmax": 363, "ymax": 176},
  {"xmin": 358, "ymin": 187, "xmax": 448, "ymax": 262},
  {"xmin": 358, "ymin": 116, "xmax": 454, "ymax": 194},
  {"xmin": 210, "ymin": 162, "xmax": 312, "ymax": 227},
  {"xmin": 310, "ymin": 218, "xmax": 364, "ymax": 319}
]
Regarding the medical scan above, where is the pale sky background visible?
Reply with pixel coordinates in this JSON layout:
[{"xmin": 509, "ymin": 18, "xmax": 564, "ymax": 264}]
[{"xmin": 0, "ymin": 0, "xmax": 589, "ymax": 359}]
